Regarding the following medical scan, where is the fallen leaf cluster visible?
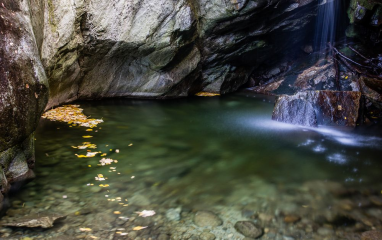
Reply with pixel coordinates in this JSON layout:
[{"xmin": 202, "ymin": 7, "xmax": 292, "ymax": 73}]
[
  {"xmin": 195, "ymin": 92, "xmax": 220, "ymax": 97},
  {"xmin": 42, "ymin": 105, "xmax": 103, "ymax": 128}
]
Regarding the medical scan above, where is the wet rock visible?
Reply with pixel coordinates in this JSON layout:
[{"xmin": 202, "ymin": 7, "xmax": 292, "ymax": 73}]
[
  {"xmin": 317, "ymin": 227, "xmax": 334, "ymax": 236},
  {"xmin": 2, "ymin": 214, "xmax": 66, "ymax": 228},
  {"xmin": 199, "ymin": 232, "xmax": 216, "ymax": 240},
  {"xmin": 129, "ymin": 194, "xmax": 151, "ymax": 206},
  {"xmin": 361, "ymin": 230, "xmax": 382, "ymax": 240},
  {"xmin": 369, "ymin": 196, "xmax": 382, "ymax": 206},
  {"xmin": 234, "ymin": 221, "xmax": 263, "ymax": 238},
  {"xmin": 283, "ymin": 215, "xmax": 301, "ymax": 223},
  {"xmin": 303, "ymin": 45, "xmax": 313, "ymax": 54},
  {"xmin": 258, "ymin": 213, "xmax": 273, "ymax": 222},
  {"xmin": 272, "ymin": 90, "xmax": 361, "ymax": 127},
  {"xmin": 166, "ymin": 207, "xmax": 181, "ymax": 221},
  {"xmin": 193, "ymin": 211, "xmax": 223, "ymax": 227},
  {"xmin": 0, "ymin": 0, "xmax": 48, "ymax": 209},
  {"xmin": 67, "ymin": 186, "xmax": 81, "ymax": 193}
]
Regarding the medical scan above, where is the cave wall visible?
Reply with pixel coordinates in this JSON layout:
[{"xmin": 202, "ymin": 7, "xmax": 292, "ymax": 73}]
[{"xmin": 40, "ymin": 0, "xmax": 320, "ymax": 108}]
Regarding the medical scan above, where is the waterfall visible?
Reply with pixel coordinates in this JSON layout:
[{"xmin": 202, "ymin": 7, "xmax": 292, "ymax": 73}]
[{"xmin": 314, "ymin": 0, "xmax": 342, "ymax": 55}]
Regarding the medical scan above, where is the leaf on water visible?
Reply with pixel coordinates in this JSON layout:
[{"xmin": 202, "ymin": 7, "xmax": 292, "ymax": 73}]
[
  {"xmin": 95, "ymin": 174, "xmax": 105, "ymax": 181},
  {"xmin": 86, "ymin": 129, "xmax": 93, "ymax": 131},
  {"xmin": 113, "ymin": 211, "xmax": 121, "ymax": 214},
  {"xmin": 42, "ymin": 105, "xmax": 103, "ymax": 128},
  {"xmin": 99, "ymin": 158, "xmax": 114, "ymax": 166},
  {"xmin": 82, "ymin": 135, "xmax": 93, "ymax": 138},
  {"xmin": 136, "ymin": 210, "xmax": 156, "ymax": 217},
  {"xmin": 86, "ymin": 152, "xmax": 98, "ymax": 157},
  {"xmin": 79, "ymin": 228, "xmax": 92, "ymax": 232},
  {"xmin": 133, "ymin": 226, "xmax": 148, "ymax": 231},
  {"xmin": 195, "ymin": 92, "xmax": 220, "ymax": 97}
]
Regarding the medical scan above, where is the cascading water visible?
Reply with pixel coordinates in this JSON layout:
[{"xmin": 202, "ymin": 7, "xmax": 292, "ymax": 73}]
[{"xmin": 314, "ymin": 0, "xmax": 342, "ymax": 55}]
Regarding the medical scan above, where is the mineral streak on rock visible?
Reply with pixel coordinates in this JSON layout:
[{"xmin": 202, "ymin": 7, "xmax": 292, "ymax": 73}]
[{"xmin": 272, "ymin": 90, "xmax": 362, "ymax": 127}]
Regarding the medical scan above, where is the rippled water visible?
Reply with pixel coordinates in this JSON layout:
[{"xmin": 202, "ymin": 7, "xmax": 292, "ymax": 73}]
[{"xmin": 2, "ymin": 92, "xmax": 382, "ymax": 239}]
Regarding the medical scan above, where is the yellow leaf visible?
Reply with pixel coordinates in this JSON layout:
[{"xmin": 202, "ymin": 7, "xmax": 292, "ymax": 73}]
[
  {"xmin": 83, "ymin": 135, "xmax": 93, "ymax": 138},
  {"xmin": 195, "ymin": 92, "xmax": 220, "ymax": 97},
  {"xmin": 133, "ymin": 226, "xmax": 148, "ymax": 231},
  {"xmin": 79, "ymin": 228, "xmax": 92, "ymax": 232}
]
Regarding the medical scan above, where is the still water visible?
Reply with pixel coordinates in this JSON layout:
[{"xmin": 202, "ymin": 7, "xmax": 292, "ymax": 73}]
[{"xmin": 2, "ymin": 92, "xmax": 382, "ymax": 239}]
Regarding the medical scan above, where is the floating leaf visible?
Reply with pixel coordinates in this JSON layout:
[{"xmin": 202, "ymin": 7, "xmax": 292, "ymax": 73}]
[
  {"xmin": 133, "ymin": 226, "xmax": 148, "ymax": 231},
  {"xmin": 136, "ymin": 210, "xmax": 156, "ymax": 217},
  {"xmin": 82, "ymin": 135, "xmax": 93, "ymax": 138},
  {"xmin": 42, "ymin": 105, "xmax": 103, "ymax": 128},
  {"xmin": 195, "ymin": 92, "xmax": 220, "ymax": 97},
  {"xmin": 79, "ymin": 228, "xmax": 92, "ymax": 232}
]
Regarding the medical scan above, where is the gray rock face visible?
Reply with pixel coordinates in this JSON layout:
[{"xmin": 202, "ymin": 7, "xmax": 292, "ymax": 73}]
[
  {"xmin": 38, "ymin": 0, "xmax": 321, "ymax": 108},
  {"xmin": 0, "ymin": 0, "xmax": 49, "ymax": 207},
  {"xmin": 193, "ymin": 211, "xmax": 223, "ymax": 227},
  {"xmin": 272, "ymin": 91, "xmax": 362, "ymax": 127}
]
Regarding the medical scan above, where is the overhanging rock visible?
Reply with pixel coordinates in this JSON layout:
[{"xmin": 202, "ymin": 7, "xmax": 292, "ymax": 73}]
[{"xmin": 272, "ymin": 91, "xmax": 362, "ymax": 127}]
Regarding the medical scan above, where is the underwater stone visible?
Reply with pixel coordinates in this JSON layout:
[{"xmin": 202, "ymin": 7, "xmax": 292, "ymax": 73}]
[
  {"xmin": 166, "ymin": 207, "xmax": 182, "ymax": 221},
  {"xmin": 361, "ymin": 230, "xmax": 382, "ymax": 240},
  {"xmin": 234, "ymin": 221, "xmax": 263, "ymax": 238},
  {"xmin": 193, "ymin": 211, "xmax": 223, "ymax": 227},
  {"xmin": 272, "ymin": 91, "xmax": 361, "ymax": 127},
  {"xmin": 2, "ymin": 214, "xmax": 67, "ymax": 228}
]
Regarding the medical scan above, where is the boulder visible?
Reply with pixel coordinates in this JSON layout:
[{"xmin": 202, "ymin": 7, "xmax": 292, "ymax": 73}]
[
  {"xmin": 272, "ymin": 90, "xmax": 361, "ymax": 127},
  {"xmin": 0, "ymin": 0, "xmax": 49, "ymax": 208}
]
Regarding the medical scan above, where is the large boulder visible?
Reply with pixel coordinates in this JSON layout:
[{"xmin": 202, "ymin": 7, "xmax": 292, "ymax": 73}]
[
  {"xmin": 0, "ymin": 0, "xmax": 49, "ymax": 206},
  {"xmin": 272, "ymin": 90, "xmax": 362, "ymax": 127}
]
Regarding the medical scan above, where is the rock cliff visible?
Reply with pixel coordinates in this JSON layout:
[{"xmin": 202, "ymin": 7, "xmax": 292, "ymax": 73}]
[
  {"xmin": 0, "ymin": 0, "xmax": 49, "ymax": 205},
  {"xmin": 41, "ymin": 0, "xmax": 319, "ymax": 108}
]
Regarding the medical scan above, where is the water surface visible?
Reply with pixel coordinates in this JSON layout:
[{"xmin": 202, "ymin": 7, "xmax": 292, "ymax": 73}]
[{"xmin": 3, "ymin": 92, "xmax": 382, "ymax": 239}]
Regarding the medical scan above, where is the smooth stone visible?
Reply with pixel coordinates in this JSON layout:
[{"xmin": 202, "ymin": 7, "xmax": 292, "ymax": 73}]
[
  {"xmin": 258, "ymin": 213, "xmax": 273, "ymax": 222},
  {"xmin": 158, "ymin": 233, "xmax": 170, "ymax": 240},
  {"xmin": 283, "ymin": 236, "xmax": 295, "ymax": 240},
  {"xmin": 283, "ymin": 214, "xmax": 301, "ymax": 223},
  {"xmin": 317, "ymin": 227, "xmax": 334, "ymax": 236},
  {"xmin": 361, "ymin": 230, "xmax": 382, "ymax": 240},
  {"xmin": 199, "ymin": 232, "xmax": 216, "ymax": 240},
  {"xmin": 194, "ymin": 211, "xmax": 223, "ymax": 227},
  {"xmin": 67, "ymin": 186, "xmax": 81, "ymax": 193},
  {"xmin": 369, "ymin": 196, "xmax": 382, "ymax": 206},
  {"xmin": 166, "ymin": 207, "xmax": 181, "ymax": 221},
  {"xmin": 129, "ymin": 194, "xmax": 151, "ymax": 206},
  {"xmin": 234, "ymin": 221, "xmax": 263, "ymax": 239}
]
